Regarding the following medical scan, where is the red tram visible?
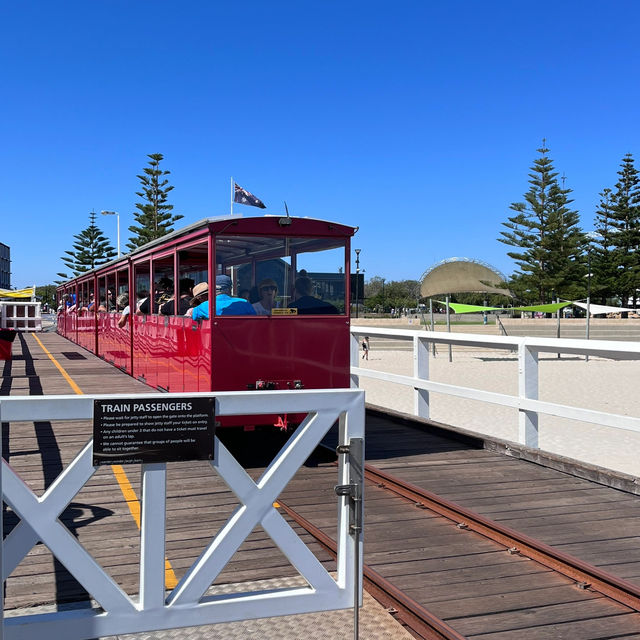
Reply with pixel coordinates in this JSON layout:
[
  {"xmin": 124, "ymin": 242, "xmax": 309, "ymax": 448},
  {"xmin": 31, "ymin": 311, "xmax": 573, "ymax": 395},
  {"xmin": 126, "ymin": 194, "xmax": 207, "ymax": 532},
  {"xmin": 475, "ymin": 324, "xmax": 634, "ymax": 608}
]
[{"xmin": 56, "ymin": 215, "xmax": 356, "ymax": 427}]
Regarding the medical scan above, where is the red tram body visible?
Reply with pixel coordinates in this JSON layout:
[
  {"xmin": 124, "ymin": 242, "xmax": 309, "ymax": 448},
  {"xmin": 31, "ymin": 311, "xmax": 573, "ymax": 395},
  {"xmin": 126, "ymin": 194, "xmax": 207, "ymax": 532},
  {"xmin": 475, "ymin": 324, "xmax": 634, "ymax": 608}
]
[{"xmin": 56, "ymin": 215, "xmax": 356, "ymax": 427}]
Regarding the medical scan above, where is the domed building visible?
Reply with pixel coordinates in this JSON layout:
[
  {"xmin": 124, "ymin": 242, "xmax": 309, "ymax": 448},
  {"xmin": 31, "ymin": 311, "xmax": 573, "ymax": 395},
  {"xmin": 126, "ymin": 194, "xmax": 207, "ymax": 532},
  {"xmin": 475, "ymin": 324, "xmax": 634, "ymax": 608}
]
[{"xmin": 419, "ymin": 257, "xmax": 511, "ymax": 298}]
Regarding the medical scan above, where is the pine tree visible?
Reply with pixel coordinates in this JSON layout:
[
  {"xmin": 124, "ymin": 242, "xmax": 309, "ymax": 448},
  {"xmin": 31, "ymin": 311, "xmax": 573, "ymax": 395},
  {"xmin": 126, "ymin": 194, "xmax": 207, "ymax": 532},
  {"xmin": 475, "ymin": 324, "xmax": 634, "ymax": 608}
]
[
  {"xmin": 591, "ymin": 188, "xmax": 619, "ymax": 303},
  {"xmin": 57, "ymin": 212, "xmax": 117, "ymax": 280},
  {"xmin": 498, "ymin": 143, "xmax": 585, "ymax": 304},
  {"xmin": 545, "ymin": 179, "xmax": 586, "ymax": 301},
  {"xmin": 608, "ymin": 154, "xmax": 640, "ymax": 306},
  {"xmin": 127, "ymin": 153, "xmax": 183, "ymax": 251}
]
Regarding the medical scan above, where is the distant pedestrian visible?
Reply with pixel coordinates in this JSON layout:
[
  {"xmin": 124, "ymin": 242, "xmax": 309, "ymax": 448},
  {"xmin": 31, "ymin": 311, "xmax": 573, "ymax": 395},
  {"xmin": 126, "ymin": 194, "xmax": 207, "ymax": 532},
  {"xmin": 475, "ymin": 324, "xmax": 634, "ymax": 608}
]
[{"xmin": 362, "ymin": 336, "xmax": 369, "ymax": 360}]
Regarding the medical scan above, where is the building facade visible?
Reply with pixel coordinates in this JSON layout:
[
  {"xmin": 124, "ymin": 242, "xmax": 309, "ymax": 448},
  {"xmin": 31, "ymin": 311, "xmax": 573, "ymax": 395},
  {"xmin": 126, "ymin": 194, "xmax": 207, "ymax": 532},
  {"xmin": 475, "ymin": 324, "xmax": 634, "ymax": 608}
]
[{"xmin": 0, "ymin": 242, "xmax": 11, "ymax": 289}]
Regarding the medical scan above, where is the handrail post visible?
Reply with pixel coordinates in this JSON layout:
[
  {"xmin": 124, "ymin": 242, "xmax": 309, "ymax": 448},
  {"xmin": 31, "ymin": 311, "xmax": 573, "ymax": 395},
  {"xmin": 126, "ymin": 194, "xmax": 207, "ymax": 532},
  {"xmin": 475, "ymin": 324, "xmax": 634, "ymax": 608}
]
[
  {"xmin": 140, "ymin": 462, "xmax": 168, "ymax": 610},
  {"xmin": 413, "ymin": 335, "xmax": 430, "ymax": 419},
  {"xmin": 350, "ymin": 332, "xmax": 360, "ymax": 389},
  {"xmin": 518, "ymin": 342, "xmax": 539, "ymax": 447},
  {"xmin": 446, "ymin": 294, "xmax": 452, "ymax": 362}
]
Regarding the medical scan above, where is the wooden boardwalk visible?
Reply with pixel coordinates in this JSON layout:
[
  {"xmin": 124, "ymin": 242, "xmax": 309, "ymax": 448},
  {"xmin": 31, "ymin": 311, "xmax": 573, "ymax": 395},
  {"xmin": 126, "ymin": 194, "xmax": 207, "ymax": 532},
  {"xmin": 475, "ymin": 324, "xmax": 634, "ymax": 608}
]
[
  {"xmin": 1, "ymin": 332, "xmax": 334, "ymax": 609},
  {"xmin": 3, "ymin": 331, "xmax": 640, "ymax": 638}
]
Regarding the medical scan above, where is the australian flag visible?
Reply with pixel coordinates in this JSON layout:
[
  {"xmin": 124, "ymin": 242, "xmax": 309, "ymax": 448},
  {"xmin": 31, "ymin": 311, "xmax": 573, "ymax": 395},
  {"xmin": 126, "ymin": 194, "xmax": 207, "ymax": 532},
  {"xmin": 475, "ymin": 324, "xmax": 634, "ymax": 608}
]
[{"xmin": 234, "ymin": 183, "xmax": 266, "ymax": 209}]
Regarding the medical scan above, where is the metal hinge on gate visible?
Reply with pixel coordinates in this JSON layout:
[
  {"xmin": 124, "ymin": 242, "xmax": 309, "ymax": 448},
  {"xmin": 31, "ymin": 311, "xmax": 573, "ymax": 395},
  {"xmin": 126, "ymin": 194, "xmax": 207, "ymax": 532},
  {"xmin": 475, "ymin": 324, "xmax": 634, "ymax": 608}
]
[{"xmin": 335, "ymin": 437, "xmax": 364, "ymax": 535}]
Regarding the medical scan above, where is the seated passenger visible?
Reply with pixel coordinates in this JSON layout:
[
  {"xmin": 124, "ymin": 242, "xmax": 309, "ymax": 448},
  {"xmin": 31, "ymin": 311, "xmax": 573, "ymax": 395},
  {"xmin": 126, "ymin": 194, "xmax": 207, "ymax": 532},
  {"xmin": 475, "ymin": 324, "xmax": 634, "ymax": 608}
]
[
  {"xmin": 186, "ymin": 281, "xmax": 208, "ymax": 319},
  {"xmin": 135, "ymin": 290, "xmax": 150, "ymax": 315},
  {"xmin": 215, "ymin": 275, "xmax": 256, "ymax": 316},
  {"xmin": 160, "ymin": 278, "xmax": 194, "ymax": 315},
  {"xmin": 190, "ymin": 276, "xmax": 257, "ymax": 320},
  {"xmin": 155, "ymin": 277, "xmax": 174, "ymax": 306},
  {"xmin": 288, "ymin": 274, "xmax": 338, "ymax": 315},
  {"xmin": 117, "ymin": 293, "xmax": 130, "ymax": 328},
  {"xmin": 252, "ymin": 278, "xmax": 279, "ymax": 316}
]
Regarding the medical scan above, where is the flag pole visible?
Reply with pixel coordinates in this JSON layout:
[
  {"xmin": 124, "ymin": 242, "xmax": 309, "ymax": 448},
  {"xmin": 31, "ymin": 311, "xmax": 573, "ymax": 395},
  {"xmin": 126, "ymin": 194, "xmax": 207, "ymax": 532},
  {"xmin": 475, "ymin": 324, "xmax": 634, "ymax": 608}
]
[{"xmin": 230, "ymin": 177, "xmax": 234, "ymax": 216}]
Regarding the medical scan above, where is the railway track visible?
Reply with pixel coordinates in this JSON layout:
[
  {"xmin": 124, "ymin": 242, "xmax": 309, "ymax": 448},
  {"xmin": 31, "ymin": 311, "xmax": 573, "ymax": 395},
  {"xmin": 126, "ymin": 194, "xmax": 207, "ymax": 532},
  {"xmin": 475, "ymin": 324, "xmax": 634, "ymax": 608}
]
[
  {"xmin": 277, "ymin": 499, "xmax": 465, "ymax": 640},
  {"xmin": 278, "ymin": 450, "xmax": 640, "ymax": 639},
  {"xmin": 363, "ymin": 463, "xmax": 640, "ymax": 612}
]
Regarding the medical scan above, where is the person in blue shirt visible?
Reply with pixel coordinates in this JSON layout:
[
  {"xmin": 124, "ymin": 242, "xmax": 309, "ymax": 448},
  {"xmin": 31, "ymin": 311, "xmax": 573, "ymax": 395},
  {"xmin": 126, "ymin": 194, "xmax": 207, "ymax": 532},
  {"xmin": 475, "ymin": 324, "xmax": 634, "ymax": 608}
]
[{"xmin": 190, "ymin": 275, "xmax": 256, "ymax": 320}]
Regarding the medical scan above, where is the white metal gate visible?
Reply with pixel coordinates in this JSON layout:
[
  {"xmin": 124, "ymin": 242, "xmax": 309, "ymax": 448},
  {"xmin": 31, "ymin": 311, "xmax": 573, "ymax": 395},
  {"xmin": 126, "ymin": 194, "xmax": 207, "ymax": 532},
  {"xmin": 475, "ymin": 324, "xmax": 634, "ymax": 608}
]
[{"xmin": 0, "ymin": 388, "xmax": 365, "ymax": 639}]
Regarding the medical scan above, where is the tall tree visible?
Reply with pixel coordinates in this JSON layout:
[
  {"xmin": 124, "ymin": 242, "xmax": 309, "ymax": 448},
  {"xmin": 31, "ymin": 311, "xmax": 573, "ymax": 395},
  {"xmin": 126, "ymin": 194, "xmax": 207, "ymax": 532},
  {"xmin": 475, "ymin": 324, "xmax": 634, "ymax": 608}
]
[
  {"xmin": 545, "ymin": 178, "xmax": 586, "ymax": 300},
  {"xmin": 363, "ymin": 277, "xmax": 421, "ymax": 312},
  {"xmin": 498, "ymin": 143, "xmax": 585, "ymax": 303},
  {"xmin": 591, "ymin": 188, "xmax": 618, "ymax": 303},
  {"xmin": 127, "ymin": 153, "xmax": 183, "ymax": 251},
  {"xmin": 608, "ymin": 154, "xmax": 640, "ymax": 306},
  {"xmin": 57, "ymin": 211, "xmax": 117, "ymax": 280}
]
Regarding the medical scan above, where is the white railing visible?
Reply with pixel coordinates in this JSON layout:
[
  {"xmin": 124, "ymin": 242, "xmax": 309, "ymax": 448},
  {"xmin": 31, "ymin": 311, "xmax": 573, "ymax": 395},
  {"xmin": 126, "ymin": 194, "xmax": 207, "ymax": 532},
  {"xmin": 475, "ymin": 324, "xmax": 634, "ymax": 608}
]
[
  {"xmin": 0, "ymin": 302, "xmax": 42, "ymax": 332},
  {"xmin": 0, "ymin": 389, "xmax": 364, "ymax": 640},
  {"xmin": 350, "ymin": 326, "xmax": 640, "ymax": 451}
]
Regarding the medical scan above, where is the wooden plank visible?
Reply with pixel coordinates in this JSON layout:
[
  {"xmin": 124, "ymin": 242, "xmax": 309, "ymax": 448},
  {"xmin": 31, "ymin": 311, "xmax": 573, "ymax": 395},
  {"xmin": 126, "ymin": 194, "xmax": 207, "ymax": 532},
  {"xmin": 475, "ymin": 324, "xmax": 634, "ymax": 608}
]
[
  {"xmin": 465, "ymin": 613, "xmax": 640, "ymax": 639},
  {"xmin": 451, "ymin": 598, "xmax": 636, "ymax": 636}
]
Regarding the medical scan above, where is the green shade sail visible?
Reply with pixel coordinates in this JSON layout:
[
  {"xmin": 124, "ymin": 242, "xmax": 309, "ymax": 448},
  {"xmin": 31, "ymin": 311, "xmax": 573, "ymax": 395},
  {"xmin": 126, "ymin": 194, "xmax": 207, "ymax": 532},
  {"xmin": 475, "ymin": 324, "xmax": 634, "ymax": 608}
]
[
  {"xmin": 439, "ymin": 301, "xmax": 574, "ymax": 314},
  {"xmin": 513, "ymin": 302, "xmax": 572, "ymax": 313},
  {"xmin": 440, "ymin": 302, "xmax": 502, "ymax": 314}
]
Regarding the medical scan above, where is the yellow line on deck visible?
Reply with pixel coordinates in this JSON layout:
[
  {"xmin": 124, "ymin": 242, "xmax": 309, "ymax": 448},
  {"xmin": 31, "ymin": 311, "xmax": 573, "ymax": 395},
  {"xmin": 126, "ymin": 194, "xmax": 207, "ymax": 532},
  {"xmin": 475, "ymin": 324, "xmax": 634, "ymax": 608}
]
[
  {"xmin": 32, "ymin": 334, "xmax": 83, "ymax": 395},
  {"xmin": 31, "ymin": 334, "xmax": 179, "ymax": 589}
]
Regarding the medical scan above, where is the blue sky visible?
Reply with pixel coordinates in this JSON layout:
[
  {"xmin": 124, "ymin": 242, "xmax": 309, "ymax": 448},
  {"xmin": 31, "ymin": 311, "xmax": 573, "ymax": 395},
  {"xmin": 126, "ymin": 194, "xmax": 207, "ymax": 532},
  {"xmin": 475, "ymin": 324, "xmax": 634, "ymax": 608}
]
[{"xmin": 2, "ymin": 1, "xmax": 640, "ymax": 288}]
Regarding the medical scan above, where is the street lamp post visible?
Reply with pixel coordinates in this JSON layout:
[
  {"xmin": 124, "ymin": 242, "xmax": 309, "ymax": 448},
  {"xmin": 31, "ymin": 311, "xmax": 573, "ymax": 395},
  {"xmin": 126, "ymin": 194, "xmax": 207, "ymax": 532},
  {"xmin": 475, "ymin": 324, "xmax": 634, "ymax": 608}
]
[
  {"xmin": 354, "ymin": 249, "xmax": 361, "ymax": 319},
  {"xmin": 586, "ymin": 250, "xmax": 592, "ymax": 341},
  {"xmin": 101, "ymin": 210, "xmax": 120, "ymax": 257},
  {"xmin": 584, "ymin": 231, "xmax": 601, "ymax": 363}
]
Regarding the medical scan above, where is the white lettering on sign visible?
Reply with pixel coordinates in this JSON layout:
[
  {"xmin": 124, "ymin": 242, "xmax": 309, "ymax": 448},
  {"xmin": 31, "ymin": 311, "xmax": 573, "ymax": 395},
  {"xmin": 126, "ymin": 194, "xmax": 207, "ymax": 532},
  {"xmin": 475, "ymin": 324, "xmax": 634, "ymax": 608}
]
[
  {"xmin": 100, "ymin": 404, "xmax": 131, "ymax": 412},
  {"xmin": 132, "ymin": 402, "xmax": 194, "ymax": 412}
]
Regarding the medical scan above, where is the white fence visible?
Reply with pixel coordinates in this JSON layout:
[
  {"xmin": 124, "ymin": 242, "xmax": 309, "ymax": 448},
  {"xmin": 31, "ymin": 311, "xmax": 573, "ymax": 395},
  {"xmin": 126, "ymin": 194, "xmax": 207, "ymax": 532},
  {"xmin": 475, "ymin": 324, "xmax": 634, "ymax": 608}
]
[
  {"xmin": 0, "ymin": 389, "xmax": 364, "ymax": 639},
  {"xmin": 0, "ymin": 302, "xmax": 42, "ymax": 332},
  {"xmin": 350, "ymin": 327, "xmax": 640, "ymax": 452}
]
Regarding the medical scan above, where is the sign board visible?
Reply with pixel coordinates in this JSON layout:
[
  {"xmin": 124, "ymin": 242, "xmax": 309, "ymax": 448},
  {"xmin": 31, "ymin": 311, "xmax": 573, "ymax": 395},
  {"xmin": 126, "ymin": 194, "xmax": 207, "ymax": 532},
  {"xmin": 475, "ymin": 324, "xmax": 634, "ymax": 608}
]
[
  {"xmin": 272, "ymin": 307, "xmax": 298, "ymax": 315},
  {"xmin": 350, "ymin": 273, "xmax": 364, "ymax": 302},
  {"xmin": 93, "ymin": 397, "xmax": 215, "ymax": 466}
]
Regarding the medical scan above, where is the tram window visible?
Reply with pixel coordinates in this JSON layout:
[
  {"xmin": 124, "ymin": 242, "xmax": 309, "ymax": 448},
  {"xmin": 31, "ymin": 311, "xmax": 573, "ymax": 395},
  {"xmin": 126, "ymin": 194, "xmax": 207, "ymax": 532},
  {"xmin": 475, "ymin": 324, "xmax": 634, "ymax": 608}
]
[
  {"xmin": 295, "ymin": 245, "xmax": 346, "ymax": 314},
  {"xmin": 66, "ymin": 287, "xmax": 77, "ymax": 312},
  {"xmin": 134, "ymin": 262, "xmax": 151, "ymax": 315},
  {"xmin": 177, "ymin": 241, "xmax": 208, "ymax": 316},
  {"xmin": 75, "ymin": 284, "xmax": 82, "ymax": 312},
  {"xmin": 98, "ymin": 277, "xmax": 106, "ymax": 312},
  {"xmin": 78, "ymin": 282, "xmax": 87, "ymax": 313},
  {"xmin": 116, "ymin": 268, "xmax": 129, "ymax": 311},
  {"xmin": 87, "ymin": 280, "xmax": 95, "ymax": 312},
  {"xmin": 216, "ymin": 235, "xmax": 346, "ymax": 315},
  {"xmin": 106, "ymin": 272, "xmax": 116, "ymax": 311},
  {"xmin": 152, "ymin": 255, "xmax": 175, "ymax": 314}
]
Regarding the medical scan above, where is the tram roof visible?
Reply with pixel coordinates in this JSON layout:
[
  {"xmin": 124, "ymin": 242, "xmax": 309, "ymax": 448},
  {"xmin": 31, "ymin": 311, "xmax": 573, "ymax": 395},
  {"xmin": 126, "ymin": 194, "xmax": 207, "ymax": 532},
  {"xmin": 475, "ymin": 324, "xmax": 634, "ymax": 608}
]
[{"xmin": 58, "ymin": 214, "xmax": 357, "ymax": 286}]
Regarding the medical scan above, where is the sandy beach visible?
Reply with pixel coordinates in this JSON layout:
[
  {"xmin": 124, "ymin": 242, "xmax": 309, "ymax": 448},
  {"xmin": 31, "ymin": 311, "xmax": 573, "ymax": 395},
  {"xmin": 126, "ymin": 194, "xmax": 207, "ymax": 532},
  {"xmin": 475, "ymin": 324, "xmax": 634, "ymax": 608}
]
[{"xmin": 357, "ymin": 346, "xmax": 640, "ymax": 477}]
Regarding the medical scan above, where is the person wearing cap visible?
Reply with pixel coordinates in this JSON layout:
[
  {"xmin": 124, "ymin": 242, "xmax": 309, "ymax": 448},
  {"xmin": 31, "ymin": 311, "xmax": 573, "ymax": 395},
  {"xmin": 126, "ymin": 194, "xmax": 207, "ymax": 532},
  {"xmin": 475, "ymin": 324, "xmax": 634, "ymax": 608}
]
[
  {"xmin": 214, "ymin": 275, "xmax": 256, "ymax": 316},
  {"xmin": 190, "ymin": 276, "xmax": 256, "ymax": 320},
  {"xmin": 252, "ymin": 278, "xmax": 279, "ymax": 316}
]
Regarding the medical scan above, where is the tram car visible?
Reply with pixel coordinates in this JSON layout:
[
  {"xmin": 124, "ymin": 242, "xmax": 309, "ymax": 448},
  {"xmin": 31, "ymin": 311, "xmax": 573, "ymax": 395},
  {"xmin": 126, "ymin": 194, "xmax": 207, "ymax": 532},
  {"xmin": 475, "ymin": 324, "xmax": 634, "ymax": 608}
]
[{"xmin": 56, "ymin": 215, "xmax": 357, "ymax": 428}]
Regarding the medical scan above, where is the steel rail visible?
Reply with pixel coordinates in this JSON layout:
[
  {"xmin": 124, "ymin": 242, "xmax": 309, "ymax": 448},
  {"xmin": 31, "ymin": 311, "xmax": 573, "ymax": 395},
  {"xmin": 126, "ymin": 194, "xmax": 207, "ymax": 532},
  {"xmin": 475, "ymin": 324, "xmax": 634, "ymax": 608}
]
[
  {"xmin": 276, "ymin": 500, "xmax": 466, "ymax": 640},
  {"xmin": 365, "ymin": 463, "xmax": 640, "ymax": 612}
]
